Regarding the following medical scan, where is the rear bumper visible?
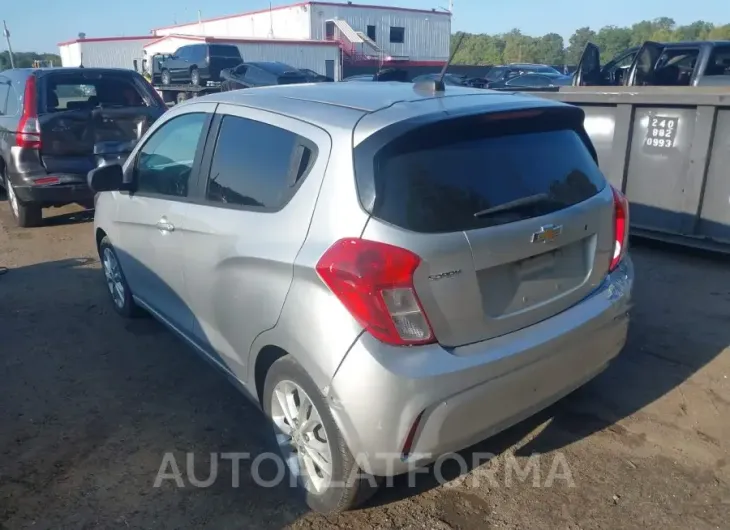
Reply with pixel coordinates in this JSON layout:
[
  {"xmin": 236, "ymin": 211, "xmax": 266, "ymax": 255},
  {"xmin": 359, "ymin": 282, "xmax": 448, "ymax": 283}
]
[
  {"xmin": 11, "ymin": 181, "xmax": 94, "ymax": 206},
  {"xmin": 328, "ymin": 257, "xmax": 634, "ymax": 476}
]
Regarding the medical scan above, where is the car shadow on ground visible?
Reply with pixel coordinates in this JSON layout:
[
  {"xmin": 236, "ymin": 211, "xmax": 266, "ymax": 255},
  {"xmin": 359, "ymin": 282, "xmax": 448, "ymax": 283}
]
[
  {"xmin": 0, "ymin": 240, "xmax": 728, "ymax": 524},
  {"xmin": 42, "ymin": 207, "xmax": 94, "ymax": 226}
]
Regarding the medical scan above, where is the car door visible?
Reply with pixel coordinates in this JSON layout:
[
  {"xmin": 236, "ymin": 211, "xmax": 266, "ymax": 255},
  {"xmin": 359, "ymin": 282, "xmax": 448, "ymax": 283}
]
[
  {"xmin": 573, "ymin": 42, "xmax": 601, "ymax": 86},
  {"xmin": 179, "ymin": 104, "xmax": 331, "ymax": 383},
  {"xmin": 114, "ymin": 103, "xmax": 214, "ymax": 332},
  {"xmin": 169, "ymin": 47, "xmax": 190, "ymax": 81},
  {"xmin": 625, "ymin": 41, "xmax": 663, "ymax": 86}
]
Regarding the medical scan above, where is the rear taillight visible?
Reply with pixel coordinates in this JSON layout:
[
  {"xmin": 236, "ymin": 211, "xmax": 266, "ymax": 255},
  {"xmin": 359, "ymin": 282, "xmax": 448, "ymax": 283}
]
[
  {"xmin": 316, "ymin": 238, "xmax": 436, "ymax": 346},
  {"xmin": 17, "ymin": 75, "xmax": 41, "ymax": 149},
  {"xmin": 610, "ymin": 186, "xmax": 629, "ymax": 272}
]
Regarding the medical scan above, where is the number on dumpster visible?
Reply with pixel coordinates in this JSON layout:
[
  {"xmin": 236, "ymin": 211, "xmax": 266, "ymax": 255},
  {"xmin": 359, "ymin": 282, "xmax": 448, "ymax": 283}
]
[{"xmin": 645, "ymin": 116, "xmax": 677, "ymax": 151}]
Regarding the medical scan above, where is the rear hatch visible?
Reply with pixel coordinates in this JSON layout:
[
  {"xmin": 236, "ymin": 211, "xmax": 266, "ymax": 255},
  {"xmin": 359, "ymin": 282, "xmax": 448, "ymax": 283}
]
[
  {"xmin": 37, "ymin": 71, "xmax": 165, "ymax": 177},
  {"xmin": 207, "ymin": 44, "xmax": 243, "ymax": 81},
  {"xmin": 357, "ymin": 105, "xmax": 616, "ymax": 347}
]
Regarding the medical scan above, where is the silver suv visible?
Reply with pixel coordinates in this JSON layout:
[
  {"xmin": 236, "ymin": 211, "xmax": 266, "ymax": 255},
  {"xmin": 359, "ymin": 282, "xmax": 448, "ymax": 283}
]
[{"xmin": 91, "ymin": 82, "xmax": 634, "ymax": 513}]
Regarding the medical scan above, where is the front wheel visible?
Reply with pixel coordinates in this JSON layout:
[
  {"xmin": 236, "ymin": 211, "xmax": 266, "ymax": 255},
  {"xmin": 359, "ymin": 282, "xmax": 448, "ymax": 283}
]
[
  {"xmin": 263, "ymin": 356, "xmax": 379, "ymax": 513},
  {"xmin": 161, "ymin": 69, "xmax": 171, "ymax": 85},
  {"xmin": 99, "ymin": 236, "xmax": 143, "ymax": 318}
]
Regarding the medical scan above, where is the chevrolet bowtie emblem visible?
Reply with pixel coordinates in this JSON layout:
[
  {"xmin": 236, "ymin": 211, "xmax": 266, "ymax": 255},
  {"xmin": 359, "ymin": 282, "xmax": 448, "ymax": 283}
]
[{"xmin": 531, "ymin": 224, "xmax": 563, "ymax": 243}]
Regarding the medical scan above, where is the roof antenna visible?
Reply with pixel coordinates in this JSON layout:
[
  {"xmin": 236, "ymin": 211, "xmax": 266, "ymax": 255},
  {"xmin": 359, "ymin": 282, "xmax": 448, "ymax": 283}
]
[{"xmin": 414, "ymin": 32, "xmax": 465, "ymax": 94}]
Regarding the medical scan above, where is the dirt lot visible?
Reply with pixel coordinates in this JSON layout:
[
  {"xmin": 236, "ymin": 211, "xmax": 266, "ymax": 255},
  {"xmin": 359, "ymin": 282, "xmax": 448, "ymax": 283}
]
[{"xmin": 0, "ymin": 203, "xmax": 729, "ymax": 530}]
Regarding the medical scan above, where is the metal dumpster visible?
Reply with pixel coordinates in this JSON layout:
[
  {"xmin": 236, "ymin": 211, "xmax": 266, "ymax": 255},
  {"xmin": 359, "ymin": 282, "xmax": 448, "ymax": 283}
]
[{"xmin": 536, "ymin": 86, "xmax": 730, "ymax": 251}]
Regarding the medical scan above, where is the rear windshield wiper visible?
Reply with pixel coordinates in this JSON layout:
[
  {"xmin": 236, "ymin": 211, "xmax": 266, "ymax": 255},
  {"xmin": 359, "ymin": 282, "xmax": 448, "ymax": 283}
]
[{"xmin": 473, "ymin": 193, "xmax": 563, "ymax": 218}]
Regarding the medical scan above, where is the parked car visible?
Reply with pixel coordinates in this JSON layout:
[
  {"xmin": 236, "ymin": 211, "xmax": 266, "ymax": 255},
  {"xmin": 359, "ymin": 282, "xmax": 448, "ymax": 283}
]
[
  {"xmin": 0, "ymin": 67, "xmax": 166, "ymax": 227},
  {"xmin": 90, "ymin": 82, "xmax": 633, "ymax": 513},
  {"xmin": 485, "ymin": 63, "xmax": 562, "ymax": 85},
  {"xmin": 574, "ymin": 40, "xmax": 730, "ymax": 87},
  {"xmin": 220, "ymin": 62, "xmax": 308, "ymax": 91},
  {"xmin": 299, "ymin": 68, "xmax": 334, "ymax": 83},
  {"xmin": 487, "ymin": 72, "xmax": 574, "ymax": 90},
  {"xmin": 159, "ymin": 43, "xmax": 243, "ymax": 86},
  {"xmin": 342, "ymin": 68, "xmax": 410, "ymax": 82},
  {"xmin": 411, "ymin": 72, "xmax": 486, "ymax": 88}
]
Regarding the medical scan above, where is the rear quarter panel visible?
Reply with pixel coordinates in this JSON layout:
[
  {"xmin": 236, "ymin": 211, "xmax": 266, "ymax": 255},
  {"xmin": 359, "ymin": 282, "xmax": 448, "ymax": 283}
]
[{"xmin": 247, "ymin": 126, "xmax": 371, "ymax": 393}]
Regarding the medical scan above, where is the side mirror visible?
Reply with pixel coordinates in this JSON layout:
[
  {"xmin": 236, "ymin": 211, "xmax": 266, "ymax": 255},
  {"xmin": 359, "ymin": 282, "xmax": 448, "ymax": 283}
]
[{"xmin": 88, "ymin": 163, "xmax": 124, "ymax": 192}]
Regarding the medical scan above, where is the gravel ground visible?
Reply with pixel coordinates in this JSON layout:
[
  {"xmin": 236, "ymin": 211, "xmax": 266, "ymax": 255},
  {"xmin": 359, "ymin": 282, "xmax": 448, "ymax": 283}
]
[{"xmin": 0, "ymin": 203, "xmax": 728, "ymax": 530}]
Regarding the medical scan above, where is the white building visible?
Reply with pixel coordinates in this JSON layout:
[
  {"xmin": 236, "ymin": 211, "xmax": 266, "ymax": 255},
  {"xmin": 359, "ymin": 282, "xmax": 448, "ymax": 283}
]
[
  {"xmin": 152, "ymin": 1, "xmax": 451, "ymax": 65},
  {"xmin": 58, "ymin": 36, "xmax": 157, "ymax": 69},
  {"xmin": 144, "ymin": 35, "xmax": 342, "ymax": 79},
  {"xmin": 57, "ymin": 2, "xmax": 450, "ymax": 73}
]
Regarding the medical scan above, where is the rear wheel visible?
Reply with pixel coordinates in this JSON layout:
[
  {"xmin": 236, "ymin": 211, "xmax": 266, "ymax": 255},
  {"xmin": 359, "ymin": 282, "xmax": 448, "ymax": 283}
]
[
  {"xmin": 5, "ymin": 174, "xmax": 42, "ymax": 228},
  {"xmin": 263, "ymin": 356, "xmax": 380, "ymax": 513},
  {"xmin": 161, "ymin": 69, "xmax": 171, "ymax": 85},
  {"xmin": 176, "ymin": 91, "xmax": 189, "ymax": 104},
  {"xmin": 190, "ymin": 67, "xmax": 201, "ymax": 86}
]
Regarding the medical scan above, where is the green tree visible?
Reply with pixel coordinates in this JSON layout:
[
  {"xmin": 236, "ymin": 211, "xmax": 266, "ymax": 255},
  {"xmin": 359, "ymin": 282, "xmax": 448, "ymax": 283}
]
[
  {"xmin": 535, "ymin": 33, "xmax": 565, "ymax": 65},
  {"xmin": 674, "ymin": 21, "xmax": 714, "ymax": 41},
  {"xmin": 594, "ymin": 26, "xmax": 632, "ymax": 61},
  {"xmin": 1, "ymin": 51, "xmax": 61, "ymax": 70},
  {"xmin": 565, "ymin": 27, "xmax": 597, "ymax": 65},
  {"xmin": 707, "ymin": 24, "xmax": 730, "ymax": 40}
]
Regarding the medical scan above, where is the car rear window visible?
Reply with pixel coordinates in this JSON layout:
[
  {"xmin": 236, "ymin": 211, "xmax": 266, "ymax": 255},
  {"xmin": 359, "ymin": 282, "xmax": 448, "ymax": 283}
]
[
  {"xmin": 364, "ymin": 119, "xmax": 605, "ymax": 233},
  {"xmin": 209, "ymin": 44, "xmax": 241, "ymax": 59},
  {"xmin": 41, "ymin": 74, "xmax": 149, "ymax": 113}
]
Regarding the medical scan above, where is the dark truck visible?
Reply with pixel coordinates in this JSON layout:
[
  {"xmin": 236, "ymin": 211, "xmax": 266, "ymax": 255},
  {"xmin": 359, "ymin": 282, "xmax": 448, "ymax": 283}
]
[
  {"xmin": 574, "ymin": 40, "xmax": 730, "ymax": 87},
  {"xmin": 0, "ymin": 68, "xmax": 166, "ymax": 227}
]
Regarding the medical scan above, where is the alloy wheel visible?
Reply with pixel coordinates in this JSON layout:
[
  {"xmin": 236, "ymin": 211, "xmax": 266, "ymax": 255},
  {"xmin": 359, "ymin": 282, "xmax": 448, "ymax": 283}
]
[
  {"xmin": 271, "ymin": 379, "xmax": 333, "ymax": 494},
  {"xmin": 102, "ymin": 247, "xmax": 125, "ymax": 309}
]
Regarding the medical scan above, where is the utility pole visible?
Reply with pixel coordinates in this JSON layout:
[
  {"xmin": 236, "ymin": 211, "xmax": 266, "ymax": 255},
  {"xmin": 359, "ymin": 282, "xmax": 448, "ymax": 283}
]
[{"xmin": 3, "ymin": 20, "xmax": 15, "ymax": 69}]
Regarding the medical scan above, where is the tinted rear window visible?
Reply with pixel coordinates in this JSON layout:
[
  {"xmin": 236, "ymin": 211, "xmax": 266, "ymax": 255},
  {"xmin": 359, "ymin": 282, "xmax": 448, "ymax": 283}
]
[
  {"xmin": 365, "ymin": 123, "xmax": 605, "ymax": 233},
  {"xmin": 41, "ymin": 74, "xmax": 149, "ymax": 113},
  {"xmin": 209, "ymin": 45, "xmax": 241, "ymax": 58}
]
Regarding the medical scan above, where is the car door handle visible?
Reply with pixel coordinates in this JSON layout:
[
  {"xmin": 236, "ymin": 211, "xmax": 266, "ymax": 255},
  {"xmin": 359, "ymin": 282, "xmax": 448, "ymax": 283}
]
[{"xmin": 156, "ymin": 219, "xmax": 175, "ymax": 232}]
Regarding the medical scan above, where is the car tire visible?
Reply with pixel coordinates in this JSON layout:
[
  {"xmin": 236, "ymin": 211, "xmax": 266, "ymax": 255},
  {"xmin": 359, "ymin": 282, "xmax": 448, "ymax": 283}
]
[
  {"xmin": 263, "ymin": 356, "xmax": 380, "ymax": 514},
  {"xmin": 98, "ymin": 236, "xmax": 143, "ymax": 318},
  {"xmin": 190, "ymin": 67, "xmax": 201, "ymax": 86},
  {"xmin": 161, "ymin": 69, "xmax": 171, "ymax": 85},
  {"xmin": 176, "ymin": 92, "xmax": 188, "ymax": 104},
  {"xmin": 5, "ymin": 175, "xmax": 42, "ymax": 228}
]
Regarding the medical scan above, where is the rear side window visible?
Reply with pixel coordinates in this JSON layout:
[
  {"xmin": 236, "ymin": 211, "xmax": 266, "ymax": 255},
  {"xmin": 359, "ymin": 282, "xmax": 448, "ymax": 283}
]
[
  {"xmin": 41, "ymin": 74, "xmax": 149, "ymax": 113},
  {"xmin": 205, "ymin": 115, "xmax": 316, "ymax": 210},
  {"xmin": 364, "ymin": 119, "xmax": 605, "ymax": 233}
]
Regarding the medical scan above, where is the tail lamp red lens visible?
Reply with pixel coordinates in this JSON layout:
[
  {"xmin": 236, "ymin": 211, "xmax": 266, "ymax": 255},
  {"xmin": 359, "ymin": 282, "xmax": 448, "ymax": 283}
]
[
  {"xmin": 17, "ymin": 75, "xmax": 41, "ymax": 150},
  {"xmin": 316, "ymin": 238, "xmax": 436, "ymax": 346},
  {"xmin": 610, "ymin": 186, "xmax": 629, "ymax": 272}
]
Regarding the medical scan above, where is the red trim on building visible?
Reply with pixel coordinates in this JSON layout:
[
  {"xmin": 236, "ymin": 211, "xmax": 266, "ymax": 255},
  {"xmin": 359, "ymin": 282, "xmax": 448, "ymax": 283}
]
[
  {"xmin": 143, "ymin": 34, "xmax": 340, "ymax": 49},
  {"xmin": 152, "ymin": 1, "xmax": 450, "ymax": 33},
  {"xmin": 58, "ymin": 35, "xmax": 156, "ymax": 47}
]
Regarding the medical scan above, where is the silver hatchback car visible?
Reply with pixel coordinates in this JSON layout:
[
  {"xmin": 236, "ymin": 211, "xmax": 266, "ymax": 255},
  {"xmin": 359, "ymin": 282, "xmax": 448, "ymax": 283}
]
[{"xmin": 91, "ymin": 82, "xmax": 634, "ymax": 513}]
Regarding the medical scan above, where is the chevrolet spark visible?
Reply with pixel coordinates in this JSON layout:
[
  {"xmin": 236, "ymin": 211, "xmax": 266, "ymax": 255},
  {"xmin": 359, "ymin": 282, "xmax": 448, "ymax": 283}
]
[{"xmin": 91, "ymin": 82, "xmax": 633, "ymax": 513}]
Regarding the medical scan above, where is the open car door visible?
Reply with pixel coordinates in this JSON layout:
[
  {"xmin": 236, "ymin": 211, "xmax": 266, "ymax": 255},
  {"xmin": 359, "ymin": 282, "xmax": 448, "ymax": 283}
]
[
  {"xmin": 573, "ymin": 42, "xmax": 601, "ymax": 86},
  {"xmin": 625, "ymin": 41, "xmax": 663, "ymax": 86}
]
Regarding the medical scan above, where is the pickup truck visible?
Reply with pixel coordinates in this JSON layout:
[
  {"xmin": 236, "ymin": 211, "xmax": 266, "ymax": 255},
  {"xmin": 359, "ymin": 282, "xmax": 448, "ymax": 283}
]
[{"xmin": 574, "ymin": 40, "xmax": 730, "ymax": 87}]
